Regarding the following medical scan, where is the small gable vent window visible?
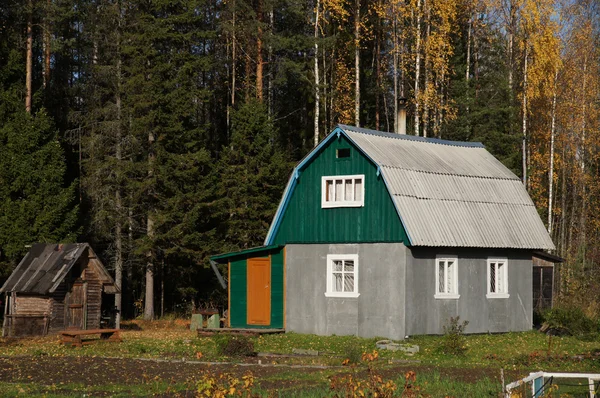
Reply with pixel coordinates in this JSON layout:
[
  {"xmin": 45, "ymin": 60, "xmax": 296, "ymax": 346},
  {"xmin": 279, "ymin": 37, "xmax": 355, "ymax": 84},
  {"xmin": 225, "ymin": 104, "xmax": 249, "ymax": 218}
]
[
  {"xmin": 435, "ymin": 256, "xmax": 459, "ymax": 299},
  {"xmin": 336, "ymin": 148, "xmax": 351, "ymax": 158},
  {"xmin": 321, "ymin": 175, "xmax": 364, "ymax": 208},
  {"xmin": 487, "ymin": 258, "xmax": 509, "ymax": 298},
  {"xmin": 325, "ymin": 254, "xmax": 359, "ymax": 298}
]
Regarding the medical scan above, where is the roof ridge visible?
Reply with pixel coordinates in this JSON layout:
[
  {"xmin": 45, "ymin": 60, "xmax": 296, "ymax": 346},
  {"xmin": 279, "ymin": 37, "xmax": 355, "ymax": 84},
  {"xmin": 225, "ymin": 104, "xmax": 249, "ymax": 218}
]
[
  {"xmin": 392, "ymin": 194, "xmax": 535, "ymax": 207},
  {"xmin": 339, "ymin": 124, "xmax": 485, "ymax": 148},
  {"xmin": 379, "ymin": 164, "xmax": 521, "ymax": 181}
]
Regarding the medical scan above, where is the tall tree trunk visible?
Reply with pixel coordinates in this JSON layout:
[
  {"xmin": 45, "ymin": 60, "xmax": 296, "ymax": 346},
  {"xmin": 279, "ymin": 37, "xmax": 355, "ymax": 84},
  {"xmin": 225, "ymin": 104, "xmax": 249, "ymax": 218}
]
[
  {"xmin": 393, "ymin": 3, "xmax": 398, "ymax": 133},
  {"xmin": 268, "ymin": 9, "xmax": 274, "ymax": 117},
  {"xmin": 375, "ymin": 5, "xmax": 381, "ymax": 131},
  {"xmin": 144, "ymin": 130, "xmax": 155, "ymax": 321},
  {"xmin": 414, "ymin": 0, "xmax": 422, "ymax": 136},
  {"xmin": 25, "ymin": 0, "xmax": 33, "ymax": 113},
  {"xmin": 314, "ymin": 0, "xmax": 320, "ymax": 147},
  {"xmin": 227, "ymin": 0, "xmax": 237, "ymax": 135},
  {"xmin": 43, "ymin": 0, "xmax": 51, "ymax": 88},
  {"xmin": 579, "ymin": 57, "xmax": 587, "ymax": 269},
  {"xmin": 354, "ymin": 0, "xmax": 360, "ymax": 127},
  {"xmin": 256, "ymin": 0, "xmax": 264, "ymax": 102},
  {"xmin": 422, "ymin": 0, "xmax": 430, "ymax": 138},
  {"xmin": 559, "ymin": 145, "xmax": 567, "ymax": 255},
  {"xmin": 144, "ymin": 215, "xmax": 154, "ymax": 320},
  {"xmin": 547, "ymin": 70, "xmax": 557, "ymax": 234},
  {"xmin": 114, "ymin": 4, "xmax": 123, "ymax": 329},
  {"xmin": 521, "ymin": 45, "xmax": 528, "ymax": 187}
]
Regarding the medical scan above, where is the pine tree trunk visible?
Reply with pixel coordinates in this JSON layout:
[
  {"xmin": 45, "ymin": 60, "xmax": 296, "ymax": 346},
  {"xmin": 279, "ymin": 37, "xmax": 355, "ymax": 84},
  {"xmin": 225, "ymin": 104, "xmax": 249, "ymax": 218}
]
[
  {"xmin": 114, "ymin": 6, "xmax": 123, "ymax": 329},
  {"xmin": 354, "ymin": 0, "xmax": 360, "ymax": 127},
  {"xmin": 268, "ymin": 9, "xmax": 274, "ymax": 117},
  {"xmin": 256, "ymin": 0, "xmax": 264, "ymax": 102},
  {"xmin": 25, "ymin": 0, "xmax": 33, "ymax": 113},
  {"xmin": 144, "ymin": 130, "xmax": 155, "ymax": 321},
  {"xmin": 521, "ymin": 45, "xmax": 528, "ymax": 187},
  {"xmin": 422, "ymin": 0, "xmax": 430, "ymax": 138},
  {"xmin": 144, "ymin": 214, "xmax": 154, "ymax": 320},
  {"xmin": 375, "ymin": 10, "xmax": 381, "ymax": 131},
  {"xmin": 43, "ymin": 0, "xmax": 51, "ymax": 88},
  {"xmin": 414, "ymin": 0, "xmax": 422, "ymax": 136},
  {"xmin": 392, "ymin": 3, "xmax": 398, "ymax": 133},
  {"xmin": 228, "ymin": 0, "xmax": 236, "ymax": 135},
  {"xmin": 314, "ymin": 0, "xmax": 320, "ymax": 147}
]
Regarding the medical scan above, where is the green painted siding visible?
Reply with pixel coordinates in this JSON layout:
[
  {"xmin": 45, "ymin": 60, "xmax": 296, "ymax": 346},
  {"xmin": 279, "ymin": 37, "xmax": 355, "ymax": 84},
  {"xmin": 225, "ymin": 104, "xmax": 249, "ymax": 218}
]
[
  {"xmin": 229, "ymin": 248, "xmax": 284, "ymax": 329},
  {"xmin": 272, "ymin": 135, "xmax": 408, "ymax": 244}
]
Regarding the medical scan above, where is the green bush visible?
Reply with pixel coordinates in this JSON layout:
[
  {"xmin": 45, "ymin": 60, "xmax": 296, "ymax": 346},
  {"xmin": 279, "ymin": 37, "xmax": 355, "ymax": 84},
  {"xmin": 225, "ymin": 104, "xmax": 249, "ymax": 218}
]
[
  {"xmin": 543, "ymin": 307, "xmax": 598, "ymax": 336},
  {"xmin": 342, "ymin": 343, "xmax": 363, "ymax": 364},
  {"xmin": 440, "ymin": 316, "xmax": 469, "ymax": 355},
  {"xmin": 214, "ymin": 334, "xmax": 255, "ymax": 357}
]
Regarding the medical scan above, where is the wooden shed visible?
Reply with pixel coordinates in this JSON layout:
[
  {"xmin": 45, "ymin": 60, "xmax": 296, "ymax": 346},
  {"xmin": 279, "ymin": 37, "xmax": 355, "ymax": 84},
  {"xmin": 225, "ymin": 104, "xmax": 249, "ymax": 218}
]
[
  {"xmin": 211, "ymin": 245, "xmax": 285, "ymax": 330},
  {"xmin": 1, "ymin": 243, "xmax": 119, "ymax": 337}
]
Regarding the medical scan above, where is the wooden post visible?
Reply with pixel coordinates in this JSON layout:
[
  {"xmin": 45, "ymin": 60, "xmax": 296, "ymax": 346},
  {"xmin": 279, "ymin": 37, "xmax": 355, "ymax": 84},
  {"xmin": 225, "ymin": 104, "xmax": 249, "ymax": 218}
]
[{"xmin": 2, "ymin": 293, "xmax": 9, "ymax": 337}]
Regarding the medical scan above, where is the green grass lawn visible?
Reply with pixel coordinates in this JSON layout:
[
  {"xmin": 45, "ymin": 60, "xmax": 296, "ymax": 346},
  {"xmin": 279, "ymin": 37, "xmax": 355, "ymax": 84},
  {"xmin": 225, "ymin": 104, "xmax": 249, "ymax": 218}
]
[{"xmin": 0, "ymin": 320, "xmax": 598, "ymax": 397}]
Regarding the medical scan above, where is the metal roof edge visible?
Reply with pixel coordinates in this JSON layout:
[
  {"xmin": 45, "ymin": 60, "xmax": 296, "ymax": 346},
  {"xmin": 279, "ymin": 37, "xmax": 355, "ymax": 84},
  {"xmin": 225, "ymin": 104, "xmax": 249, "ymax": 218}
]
[
  {"xmin": 0, "ymin": 251, "xmax": 33, "ymax": 293},
  {"xmin": 338, "ymin": 124, "xmax": 485, "ymax": 148},
  {"xmin": 265, "ymin": 128, "xmax": 345, "ymax": 245},
  {"xmin": 211, "ymin": 245, "xmax": 284, "ymax": 263},
  {"xmin": 533, "ymin": 250, "xmax": 565, "ymax": 263}
]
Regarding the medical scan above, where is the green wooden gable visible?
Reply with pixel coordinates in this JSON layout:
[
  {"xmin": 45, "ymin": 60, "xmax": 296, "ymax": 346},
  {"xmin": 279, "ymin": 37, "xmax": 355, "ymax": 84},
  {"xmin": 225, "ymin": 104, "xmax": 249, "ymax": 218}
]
[{"xmin": 270, "ymin": 133, "xmax": 409, "ymax": 245}]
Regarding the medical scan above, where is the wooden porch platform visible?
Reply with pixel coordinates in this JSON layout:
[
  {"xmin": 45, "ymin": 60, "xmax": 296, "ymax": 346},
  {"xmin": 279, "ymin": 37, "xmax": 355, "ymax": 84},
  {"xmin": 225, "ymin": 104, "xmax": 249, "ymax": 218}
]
[{"xmin": 197, "ymin": 328, "xmax": 284, "ymax": 337}]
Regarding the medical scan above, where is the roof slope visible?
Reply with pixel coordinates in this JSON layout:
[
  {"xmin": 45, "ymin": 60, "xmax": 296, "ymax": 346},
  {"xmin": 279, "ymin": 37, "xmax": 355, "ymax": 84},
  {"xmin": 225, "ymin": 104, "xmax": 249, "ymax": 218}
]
[
  {"xmin": 340, "ymin": 125, "xmax": 555, "ymax": 249},
  {"xmin": 0, "ymin": 243, "xmax": 118, "ymax": 294}
]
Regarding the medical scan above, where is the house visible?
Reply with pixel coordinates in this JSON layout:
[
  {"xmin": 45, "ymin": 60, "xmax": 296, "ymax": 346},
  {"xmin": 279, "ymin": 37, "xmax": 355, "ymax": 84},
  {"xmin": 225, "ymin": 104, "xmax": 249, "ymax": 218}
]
[
  {"xmin": 1, "ymin": 243, "xmax": 119, "ymax": 337},
  {"xmin": 210, "ymin": 125, "xmax": 555, "ymax": 339}
]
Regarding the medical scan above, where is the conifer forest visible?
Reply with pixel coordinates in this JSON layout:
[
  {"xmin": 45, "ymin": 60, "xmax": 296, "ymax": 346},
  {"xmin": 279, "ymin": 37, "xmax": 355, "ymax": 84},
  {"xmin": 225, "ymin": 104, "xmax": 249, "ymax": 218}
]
[{"xmin": 0, "ymin": 0, "xmax": 599, "ymax": 320}]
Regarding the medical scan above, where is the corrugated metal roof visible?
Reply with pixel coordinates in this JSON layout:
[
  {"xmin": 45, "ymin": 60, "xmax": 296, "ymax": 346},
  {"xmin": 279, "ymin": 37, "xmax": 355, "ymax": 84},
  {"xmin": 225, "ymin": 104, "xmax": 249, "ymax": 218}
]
[
  {"xmin": 0, "ymin": 243, "xmax": 119, "ymax": 294},
  {"xmin": 340, "ymin": 125, "xmax": 555, "ymax": 250}
]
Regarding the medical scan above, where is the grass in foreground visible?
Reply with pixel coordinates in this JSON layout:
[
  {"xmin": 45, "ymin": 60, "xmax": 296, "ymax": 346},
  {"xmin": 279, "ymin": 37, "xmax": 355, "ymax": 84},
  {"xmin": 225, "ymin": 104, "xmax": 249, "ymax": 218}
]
[{"xmin": 0, "ymin": 318, "xmax": 598, "ymax": 371}]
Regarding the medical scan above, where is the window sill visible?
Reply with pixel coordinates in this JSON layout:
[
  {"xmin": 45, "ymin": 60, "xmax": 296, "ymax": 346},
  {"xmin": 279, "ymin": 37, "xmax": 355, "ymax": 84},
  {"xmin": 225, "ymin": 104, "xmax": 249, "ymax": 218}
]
[
  {"xmin": 324, "ymin": 292, "xmax": 360, "ymax": 298},
  {"xmin": 322, "ymin": 202, "xmax": 364, "ymax": 208},
  {"xmin": 434, "ymin": 294, "xmax": 460, "ymax": 300},
  {"xmin": 486, "ymin": 293, "xmax": 510, "ymax": 299}
]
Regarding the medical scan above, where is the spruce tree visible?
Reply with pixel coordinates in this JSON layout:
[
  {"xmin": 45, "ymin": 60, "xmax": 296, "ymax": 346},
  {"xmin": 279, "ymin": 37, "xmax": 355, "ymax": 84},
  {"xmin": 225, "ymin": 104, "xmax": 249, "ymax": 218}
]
[
  {"xmin": 215, "ymin": 100, "xmax": 291, "ymax": 250},
  {"xmin": 0, "ymin": 108, "xmax": 79, "ymax": 273}
]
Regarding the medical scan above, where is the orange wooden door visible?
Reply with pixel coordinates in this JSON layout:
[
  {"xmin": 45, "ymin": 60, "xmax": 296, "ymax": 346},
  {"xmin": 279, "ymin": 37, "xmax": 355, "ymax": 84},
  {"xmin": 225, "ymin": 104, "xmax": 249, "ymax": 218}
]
[{"xmin": 247, "ymin": 258, "xmax": 271, "ymax": 326}]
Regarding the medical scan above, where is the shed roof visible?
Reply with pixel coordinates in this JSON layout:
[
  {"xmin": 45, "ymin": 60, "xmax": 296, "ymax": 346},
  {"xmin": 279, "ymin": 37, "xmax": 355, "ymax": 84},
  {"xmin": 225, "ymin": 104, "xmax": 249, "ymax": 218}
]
[
  {"xmin": 265, "ymin": 125, "xmax": 555, "ymax": 250},
  {"xmin": 0, "ymin": 243, "xmax": 119, "ymax": 294}
]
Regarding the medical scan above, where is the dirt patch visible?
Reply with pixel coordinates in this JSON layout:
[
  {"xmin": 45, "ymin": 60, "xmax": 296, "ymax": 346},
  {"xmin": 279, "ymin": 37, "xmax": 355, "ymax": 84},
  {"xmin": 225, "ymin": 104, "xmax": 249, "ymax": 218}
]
[{"xmin": 0, "ymin": 355, "xmax": 521, "ymax": 396}]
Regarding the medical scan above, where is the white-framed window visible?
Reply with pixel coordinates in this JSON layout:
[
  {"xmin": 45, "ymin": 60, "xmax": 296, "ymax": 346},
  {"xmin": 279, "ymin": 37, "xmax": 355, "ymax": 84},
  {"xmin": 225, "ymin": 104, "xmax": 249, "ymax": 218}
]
[
  {"xmin": 321, "ymin": 175, "xmax": 365, "ymax": 208},
  {"xmin": 325, "ymin": 254, "xmax": 360, "ymax": 298},
  {"xmin": 435, "ymin": 256, "xmax": 459, "ymax": 299},
  {"xmin": 487, "ymin": 258, "xmax": 509, "ymax": 298}
]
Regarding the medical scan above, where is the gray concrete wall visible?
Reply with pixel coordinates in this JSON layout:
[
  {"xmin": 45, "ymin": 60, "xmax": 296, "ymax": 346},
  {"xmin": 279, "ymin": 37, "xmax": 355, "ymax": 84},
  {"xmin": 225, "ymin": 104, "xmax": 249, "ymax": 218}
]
[
  {"xmin": 285, "ymin": 243, "xmax": 407, "ymax": 340},
  {"xmin": 405, "ymin": 248, "xmax": 533, "ymax": 335}
]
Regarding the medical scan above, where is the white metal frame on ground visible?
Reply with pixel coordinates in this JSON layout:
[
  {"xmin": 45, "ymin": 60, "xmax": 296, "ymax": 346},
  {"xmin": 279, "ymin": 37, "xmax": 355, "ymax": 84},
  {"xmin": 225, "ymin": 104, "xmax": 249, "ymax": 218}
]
[{"xmin": 505, "ymin": 371, "xmax": 600, "ymax": 398}]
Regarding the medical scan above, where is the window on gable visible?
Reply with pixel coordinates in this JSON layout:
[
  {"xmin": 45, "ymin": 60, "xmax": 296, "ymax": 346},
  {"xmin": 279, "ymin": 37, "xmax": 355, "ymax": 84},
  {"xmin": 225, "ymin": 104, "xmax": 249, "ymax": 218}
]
[
  {"xmin": 322, "ymin": 175, "xmax": 364, "ymax": 208},
  {"xmin": 487, "ymin": 258, "xmax": 509, "ymax": 298},
  {"xmin": 336, "ymin": 148, "xmax": 351, "ymax": 158},
  {"xmin": 325, "ymin": 254, "xmax": 359, "ymax": 298},
  {"xmin": 435, "ymin": 256, "xmax": 459, "ymax": 299}
]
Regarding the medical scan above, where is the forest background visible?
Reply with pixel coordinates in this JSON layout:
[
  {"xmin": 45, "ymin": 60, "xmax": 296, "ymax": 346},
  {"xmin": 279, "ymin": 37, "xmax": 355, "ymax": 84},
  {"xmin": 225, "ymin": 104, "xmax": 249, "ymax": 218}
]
[{"xmin": 0, "ymin": 0, "xmax": 598, "ymax": 321}]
